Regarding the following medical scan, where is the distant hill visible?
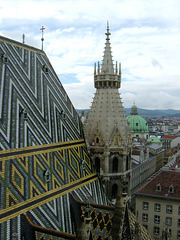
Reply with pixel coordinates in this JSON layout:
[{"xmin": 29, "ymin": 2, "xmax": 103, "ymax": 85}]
[
  {"xmin": 77, "ymin": 108, "xmax": 180, "ymax": 117},
  {"xmin": 126, "ymin": 108, "xmax": 180, "ymax": 117}
]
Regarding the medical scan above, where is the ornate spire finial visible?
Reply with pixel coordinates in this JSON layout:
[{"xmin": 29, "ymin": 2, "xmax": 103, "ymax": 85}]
[
  {"xmin": 40, "ymin": 26, "xmax": 45, "ymax": 51},
  {"xmin": 105, "ymin": 21, "xmax": 111, "ymax": 41},
  {"xmin": 93, "ymin": 22, "xmax": 121, "ymax": 89}
]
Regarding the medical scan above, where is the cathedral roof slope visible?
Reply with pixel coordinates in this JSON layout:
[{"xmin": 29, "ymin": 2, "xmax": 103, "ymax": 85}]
[
  {"xmin": 0, "ymin": 34, "xmax": 113, "ymax": 239},
  {"xmin": 0, "ymin": 34, "xmax": 83, "ymax": 150}
]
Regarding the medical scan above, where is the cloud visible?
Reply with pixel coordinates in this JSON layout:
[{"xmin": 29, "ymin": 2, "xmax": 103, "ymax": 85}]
[
  {"xmin": 151, "ymin": 58, "xmax": 162, "ymax": 69},
  {"xmin": 0, "ymin": 0, "xmax": 180, "ymax": 110}
]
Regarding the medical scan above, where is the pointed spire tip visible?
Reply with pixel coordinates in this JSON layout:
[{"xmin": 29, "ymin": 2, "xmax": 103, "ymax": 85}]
[{"xmin": 107, "ymin": 21, "xmax": 109, "ymax": 29}]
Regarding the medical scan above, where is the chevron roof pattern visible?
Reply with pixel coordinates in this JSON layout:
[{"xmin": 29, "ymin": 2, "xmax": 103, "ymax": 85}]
[
  {"xmin": 0, "ymin": 36, "xmax": 84, "ymax": 151},
  {"xmin": 0, "ymin": 36, "xmax": 111, "ymax": 239}
]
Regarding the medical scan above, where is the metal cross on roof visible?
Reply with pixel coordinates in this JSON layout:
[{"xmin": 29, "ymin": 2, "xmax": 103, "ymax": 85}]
[
  {"xmin": 40, "ymin": 26, "xmax": 45, "ymax": 51},
  {"xmin": 22, "ymin": 33, "xmax": 25, "ymax": 44}
]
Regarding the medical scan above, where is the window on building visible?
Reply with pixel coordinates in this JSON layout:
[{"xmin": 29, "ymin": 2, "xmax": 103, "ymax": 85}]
[
  {"xmin": 156, "ymin": 183, "xmax": 162, "ymax": 192},
  {"xmin": 166, "ymin": 205, "xmax": 173, "ymax": 214},
  {"xmin": 2, "ymin": 54, "xmax": 8, "ymax": 64},
  {"xmin": 154, "ymin": 215, "xmax": 160, "ymax": 224},
  {"xmin": 165, "ymin": 228, "xmax": 171, "ymax": 237},
  {"xmin": 44, "ymin": 170, "xmax": 50, "ymax": 182},
  {"xmin": 126, "ymin": 156, "xmax": 129, "ymax": 171},
  {"xmin": 94, "ymin": 157, "xmax": 100, "ymax": 174},
  {"xmin": 142, "ymin": 213, "xmax": 148, "ymax": 222},
  {"xmin": 136, "ymin": 123, "xmax": 138, "ymax": 126},
  {"xmin": 112, "ymin": 184, "xmax": 118, "ymax": 199},
  {"xmin": 154, "ymin": 203, "xmax": 161, "ymax": 212},
  {"xmin": 178, "ymin": 219, "xmax": 180, "ymax": 227},
  {"xmin": 166, "ymin": 217, "xmax": 172, "ymax": 226},
  {"xmin": 112, "ymin": 157, "xmax": 118, "ymax": 173},
  {"xmin": 168, "ymin": 184, "xmax": 174, "ymax": 193},
  {"xmin": 143, "ymin": 202, "xmax": 149, "ymax": 210},
  {"xmin": 43, "ymin": 64, "xmax": 49, "ymax": 74},
  {"xmin": 96, "ymin": 137, "xmax": 99, "ymax": 144},
  {"xmin": 177, "ymin": 231, "xmax": 180, "ymax": 239},
  {"xmin": 179, "ymin": 207, "xmax": 180, "ymax": 215},
  {"xmin": 154, "ymin": 226, "xmax": 160, "ymax": 235}
]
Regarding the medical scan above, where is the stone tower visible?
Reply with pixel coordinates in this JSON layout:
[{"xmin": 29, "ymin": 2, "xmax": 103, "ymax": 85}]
[{"xmin": 84, "ymin": 23, "xmax": 132, "ymax": 199}]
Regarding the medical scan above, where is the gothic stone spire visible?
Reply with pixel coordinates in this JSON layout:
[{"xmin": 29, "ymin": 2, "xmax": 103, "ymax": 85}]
[
  {"xmin": 101, "ymin": 21, "xmax": 114, "ymax": 74},
  {"xmin": 94, "ymin": 22, "xmax": 121, "ymax": 89}
]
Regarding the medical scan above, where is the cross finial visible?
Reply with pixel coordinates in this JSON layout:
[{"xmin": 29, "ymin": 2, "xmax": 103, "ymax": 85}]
[
  {"xmin": 22, "ymin": 33, "xmax": 25, "ymax": 43},
  {"xmin": 40, "ymin": 26, "xmax": 45, "ymax": 51}
]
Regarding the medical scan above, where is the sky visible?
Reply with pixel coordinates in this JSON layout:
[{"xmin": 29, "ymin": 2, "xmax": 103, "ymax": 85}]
[{"xmin": 0, "ymin": 0, "xmax": 180, "ymax": 110}]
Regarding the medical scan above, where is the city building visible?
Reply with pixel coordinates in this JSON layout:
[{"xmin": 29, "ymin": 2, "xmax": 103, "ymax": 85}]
[
  {"xmin": 84, "ymin": 23, "xmax": 132, "ymax": 199},
  {"xmin": 161, "ymin": 135, "xmax": 180, "ymax": 150},
  {"xmin": 135, "ymin": 152, "xmax": 180, "ymax": 240}
]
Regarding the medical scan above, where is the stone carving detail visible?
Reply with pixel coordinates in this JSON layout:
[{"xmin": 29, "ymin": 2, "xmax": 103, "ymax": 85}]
[{"xmin": 110, "ymin": 127, "xmax": 124, "ymax": 147}]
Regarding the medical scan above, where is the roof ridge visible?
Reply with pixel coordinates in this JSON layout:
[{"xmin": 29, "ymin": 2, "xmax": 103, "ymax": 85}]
[{"xmin": 0, "ymin": 35, "xmax": 44, "ymax": 54}]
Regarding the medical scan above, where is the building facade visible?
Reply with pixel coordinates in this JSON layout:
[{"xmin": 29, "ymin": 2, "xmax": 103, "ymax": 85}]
[
  {"xmin": 161, "ymin": 135, "xmax": 180, "ymax": 150},
  {"xmin": 135, "ymin": 154, "xmax": 180, "ymax": 240},
  {"xmin": 84, "ymin": 23, "xmax": 132, "ymax": 199}
]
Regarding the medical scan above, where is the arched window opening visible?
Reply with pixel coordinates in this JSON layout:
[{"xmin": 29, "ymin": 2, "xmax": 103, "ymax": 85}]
[
  {"xmin": 156, "ymin": 183, "xmax": 161, "ymax": 192},
  {"xmin": 112, "ymin": 157, "xmax": 118, "ymax": 173},
  {"xmin": 96, "ymin": 137, "xmax": 99, "ymax": 144},
  {"xmin": 112, "ymin": 184, "xmax": 118, "ymax": 199},
  {"xmin": 126, "ymin": 156, "xmax": 129, "ymax": 171},
  {"xmin": 94, "ymin": 157, "xmax": 100, "ymax": 174},
  {"xmin": 168, "ymin": 184, "xmax": 174, "ymax": 193}
]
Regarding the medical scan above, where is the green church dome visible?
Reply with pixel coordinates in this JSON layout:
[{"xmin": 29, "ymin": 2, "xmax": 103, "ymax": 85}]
[
  {"xmin": 131, "ymin": 104, "xmax": 137, "ymax": 109},
  {"xmin": 127, "ymin": 115, "xmax": 149, "ymax": 133},
  {"xmin": 126, "ymin": 104, "xmax": 149, "ymax": 133},
  {"xmin": 147, "ymin": 136, "xmax": 161, "ymax": 143}
]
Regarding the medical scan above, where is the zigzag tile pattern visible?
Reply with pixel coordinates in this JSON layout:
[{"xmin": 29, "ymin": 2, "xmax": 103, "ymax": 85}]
[
  {"xmin": 0, "ymin": 36, "xmax": 110, "ymax": 239},
  {"xmin": 0, "ymin": 36, "xmax": 83, "ymax": 150},
  {"xmin": 0, "ymin": 140, "xmax": 104, "ymax": 238}
]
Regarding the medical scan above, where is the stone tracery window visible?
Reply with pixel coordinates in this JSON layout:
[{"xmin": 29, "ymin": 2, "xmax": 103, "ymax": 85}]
[
  {"xmin": 94, "ymin": 157, "xmax": 100, "ymax": 174},
  {"xmin": 126, "ymin": 156, "xmax": 129, "ymax": 171},
  {"xmin": 112, "ymin": 183, "xmax": 118, "ymax": 198},
  {"xmin": 112, "ymin": 157, "xmax": 118, "ymax": 173}
]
